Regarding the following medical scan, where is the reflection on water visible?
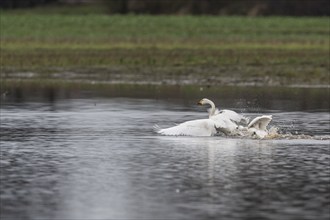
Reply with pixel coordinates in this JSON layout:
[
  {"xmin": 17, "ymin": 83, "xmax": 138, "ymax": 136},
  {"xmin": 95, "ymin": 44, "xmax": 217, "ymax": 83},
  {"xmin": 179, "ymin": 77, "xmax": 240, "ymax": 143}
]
[
  {"xmin": 1, "ymin": 83, "xmax": 329, "ymax": 111},
  {"xmin": 0, "ymin": 86, "xmax": 329, "ymax": 220}
]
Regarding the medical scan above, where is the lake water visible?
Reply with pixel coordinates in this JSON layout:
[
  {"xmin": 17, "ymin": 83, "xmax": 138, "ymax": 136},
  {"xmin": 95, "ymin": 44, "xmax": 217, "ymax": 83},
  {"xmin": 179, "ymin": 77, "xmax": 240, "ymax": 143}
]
[{"xmin": 0, "ymin": 85, "xmax": 329, "ymax": 220}]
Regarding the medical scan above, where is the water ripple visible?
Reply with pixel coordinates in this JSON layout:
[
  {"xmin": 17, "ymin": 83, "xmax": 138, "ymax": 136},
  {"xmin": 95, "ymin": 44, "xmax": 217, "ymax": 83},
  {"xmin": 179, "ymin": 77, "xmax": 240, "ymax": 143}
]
[{"xmin": 1, "ymin": 98, "xmax": 329, "ymax": 220}]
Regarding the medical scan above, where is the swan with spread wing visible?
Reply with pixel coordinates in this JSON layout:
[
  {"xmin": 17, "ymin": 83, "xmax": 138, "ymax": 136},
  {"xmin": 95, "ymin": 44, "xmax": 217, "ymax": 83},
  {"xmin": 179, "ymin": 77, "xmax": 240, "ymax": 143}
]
[
  {"xmin": 156, "ymin": 98, "xmax": 273, "ymax": 138},
  {"xmin": 239, "ymin": 115, "xmax": 273, "ymax": 138}
]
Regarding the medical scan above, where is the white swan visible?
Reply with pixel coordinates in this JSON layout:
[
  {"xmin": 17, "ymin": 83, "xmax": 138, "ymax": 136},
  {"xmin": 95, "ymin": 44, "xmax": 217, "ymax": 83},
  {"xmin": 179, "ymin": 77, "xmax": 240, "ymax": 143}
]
[
  {"xmin": 198, "ymin": 98, "xmax": 249, "ymax": 135},
  {"xmin": 237, "ymin": 115, "xmax": 273, "ymax": 138},
  {"xmin": 156, "ymin": 98, "xmax": 248, "ymax": 136},
  {"xmin": 247, "ymin": 115, "xmax": 273, "ymax": 138},
  {"xmin": 155, "ymin": 98, "xmax": 221, "ymax": 136}
]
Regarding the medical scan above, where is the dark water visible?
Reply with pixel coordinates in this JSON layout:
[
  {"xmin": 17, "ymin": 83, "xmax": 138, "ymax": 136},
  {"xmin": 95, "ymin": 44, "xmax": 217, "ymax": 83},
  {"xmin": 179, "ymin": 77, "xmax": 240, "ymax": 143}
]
[{"xmin": 0, "ymin": 85, "xmax": 329, "ymax": 220}]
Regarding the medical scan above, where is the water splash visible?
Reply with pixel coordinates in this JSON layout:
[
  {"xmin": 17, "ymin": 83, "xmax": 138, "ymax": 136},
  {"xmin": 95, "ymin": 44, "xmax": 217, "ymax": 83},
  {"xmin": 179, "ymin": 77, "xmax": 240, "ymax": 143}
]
[{"xmin": 227, "ymin": 126, "xmax": 330, "ymax": 140}]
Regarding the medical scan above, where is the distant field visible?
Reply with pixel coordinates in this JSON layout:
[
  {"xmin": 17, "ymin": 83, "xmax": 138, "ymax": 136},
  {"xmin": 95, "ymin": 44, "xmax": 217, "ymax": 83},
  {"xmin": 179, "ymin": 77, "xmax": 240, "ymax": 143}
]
[{"xmin": 0, "ymin": 10, "xmax": 329, "ymax": 86}]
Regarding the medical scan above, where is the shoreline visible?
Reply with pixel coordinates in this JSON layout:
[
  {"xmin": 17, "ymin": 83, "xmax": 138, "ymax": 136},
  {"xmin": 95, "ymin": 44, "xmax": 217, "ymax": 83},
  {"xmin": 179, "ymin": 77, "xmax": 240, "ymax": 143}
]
[
  {"xmin": 1, "ymin": 66, "xmax": 329, "ymax": 88},
  {"xmin": 1, "ymin": 77, "xmax": 329, "ymax": 89}
]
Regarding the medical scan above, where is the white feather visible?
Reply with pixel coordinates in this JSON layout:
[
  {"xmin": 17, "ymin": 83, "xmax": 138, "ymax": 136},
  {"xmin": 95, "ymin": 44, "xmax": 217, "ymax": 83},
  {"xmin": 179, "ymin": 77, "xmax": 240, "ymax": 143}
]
[
  {"xmin": 218, "ymin": 110, "xmax": 250, "ymax": 124},
  {"xmin": 248, "ymin": 115, "xmax": 272, "ymax": 131},
  {"xmin": 157, "ymin": 119, "xmax": 217, "ymax": 136}
]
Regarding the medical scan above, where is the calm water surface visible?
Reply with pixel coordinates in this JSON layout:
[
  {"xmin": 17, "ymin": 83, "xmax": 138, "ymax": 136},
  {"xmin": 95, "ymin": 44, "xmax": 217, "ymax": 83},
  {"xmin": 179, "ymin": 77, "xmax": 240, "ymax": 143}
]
[{"xmin": 0, "ymin": 86, "xmax": 329, "ymax": 220}]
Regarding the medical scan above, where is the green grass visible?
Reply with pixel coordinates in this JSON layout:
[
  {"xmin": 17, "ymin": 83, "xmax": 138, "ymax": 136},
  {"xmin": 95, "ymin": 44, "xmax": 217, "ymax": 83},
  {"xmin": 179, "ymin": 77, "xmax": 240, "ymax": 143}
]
[
  {"xmin": 0, "ymin": 10, "xmax": 329, "ymax": 85},
  {"xmin": 1, "ymin": 13, "xmax": 329, "ymax": 42}
]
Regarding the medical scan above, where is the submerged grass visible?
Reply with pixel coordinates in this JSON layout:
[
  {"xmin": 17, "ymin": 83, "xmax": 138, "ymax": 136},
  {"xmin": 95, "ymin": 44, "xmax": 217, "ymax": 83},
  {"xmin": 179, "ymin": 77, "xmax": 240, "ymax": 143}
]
[{"xmin": 0, "ymin": 10, "xmax": 329, "ymax": 86}]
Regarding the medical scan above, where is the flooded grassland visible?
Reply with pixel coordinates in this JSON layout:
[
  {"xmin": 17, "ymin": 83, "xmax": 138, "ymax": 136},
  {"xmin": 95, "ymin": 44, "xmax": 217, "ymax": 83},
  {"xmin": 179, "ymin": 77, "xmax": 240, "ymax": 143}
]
[{"xmin": 0, "ymin": 12, "xmax": 329, "ymax": 220}]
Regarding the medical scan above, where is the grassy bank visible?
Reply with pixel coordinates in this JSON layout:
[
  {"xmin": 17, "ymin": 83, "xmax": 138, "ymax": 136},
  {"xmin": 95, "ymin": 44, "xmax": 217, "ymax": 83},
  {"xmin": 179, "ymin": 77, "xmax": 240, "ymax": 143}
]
[{"xmin": 0, "ymin": 10, "xmax": 329, "ymax": 86}]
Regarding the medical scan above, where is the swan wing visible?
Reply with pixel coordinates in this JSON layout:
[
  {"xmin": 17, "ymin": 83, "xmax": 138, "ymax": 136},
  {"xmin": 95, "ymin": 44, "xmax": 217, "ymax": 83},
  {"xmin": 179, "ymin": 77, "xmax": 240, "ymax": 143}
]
[
  {"xmin": 214, "ymin": 109, "xmax": 249, "ymax": 125},
  {"xmin": 156, "ymin": 119, "xmax": 216, "ymax": 136},
  {"xmin": 210, "ymin": 115, "xmax": 236, "ymax": 134},
  {"xmin": 210, "ymin": 110, "xmax": 249, "ymax": 134},
  {"xmin": 248, "ymin": 115, "xmax": 272, "ymax": 131}
]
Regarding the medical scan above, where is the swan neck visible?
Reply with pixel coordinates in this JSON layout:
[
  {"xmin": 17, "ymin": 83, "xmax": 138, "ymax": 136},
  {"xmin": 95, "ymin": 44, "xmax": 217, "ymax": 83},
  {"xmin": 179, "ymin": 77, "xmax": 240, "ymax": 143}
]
[{"xmin": 207, "ymin": 100, "xmax": 216, "ymax": 116}]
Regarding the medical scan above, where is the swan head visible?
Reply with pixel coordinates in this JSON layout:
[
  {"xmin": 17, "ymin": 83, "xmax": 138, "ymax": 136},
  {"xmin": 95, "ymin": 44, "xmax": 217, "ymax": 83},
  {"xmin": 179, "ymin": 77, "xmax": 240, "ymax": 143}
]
[
  {"xmin": 197, "ymin": 98, "xmax": 214, "ymax": 106},
  {"xmin": 249, "ymin": 128, "xmax": 268, "ymax": 139}
]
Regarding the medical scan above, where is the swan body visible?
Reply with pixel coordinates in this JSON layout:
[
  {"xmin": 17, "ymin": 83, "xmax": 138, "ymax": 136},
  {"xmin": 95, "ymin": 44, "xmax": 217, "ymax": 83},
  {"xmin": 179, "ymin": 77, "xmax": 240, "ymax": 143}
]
[
  {"xmin": 198, "ymin": 98, "xmax": 249, "ymax": 135},
  {"xmin": 248, "ymin": 115, "xmax": 272, "ymax": 138},
  {"xmin": 237, "ymin": 115, "xmax": 273, "ymax": 138},
  {"xmin": 156, "ymin": 119, "xmax": 217, "ymax": 136},
  {"xmin": 210, "ymin": 110, "xmax": 250, "ymax": 135}
]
